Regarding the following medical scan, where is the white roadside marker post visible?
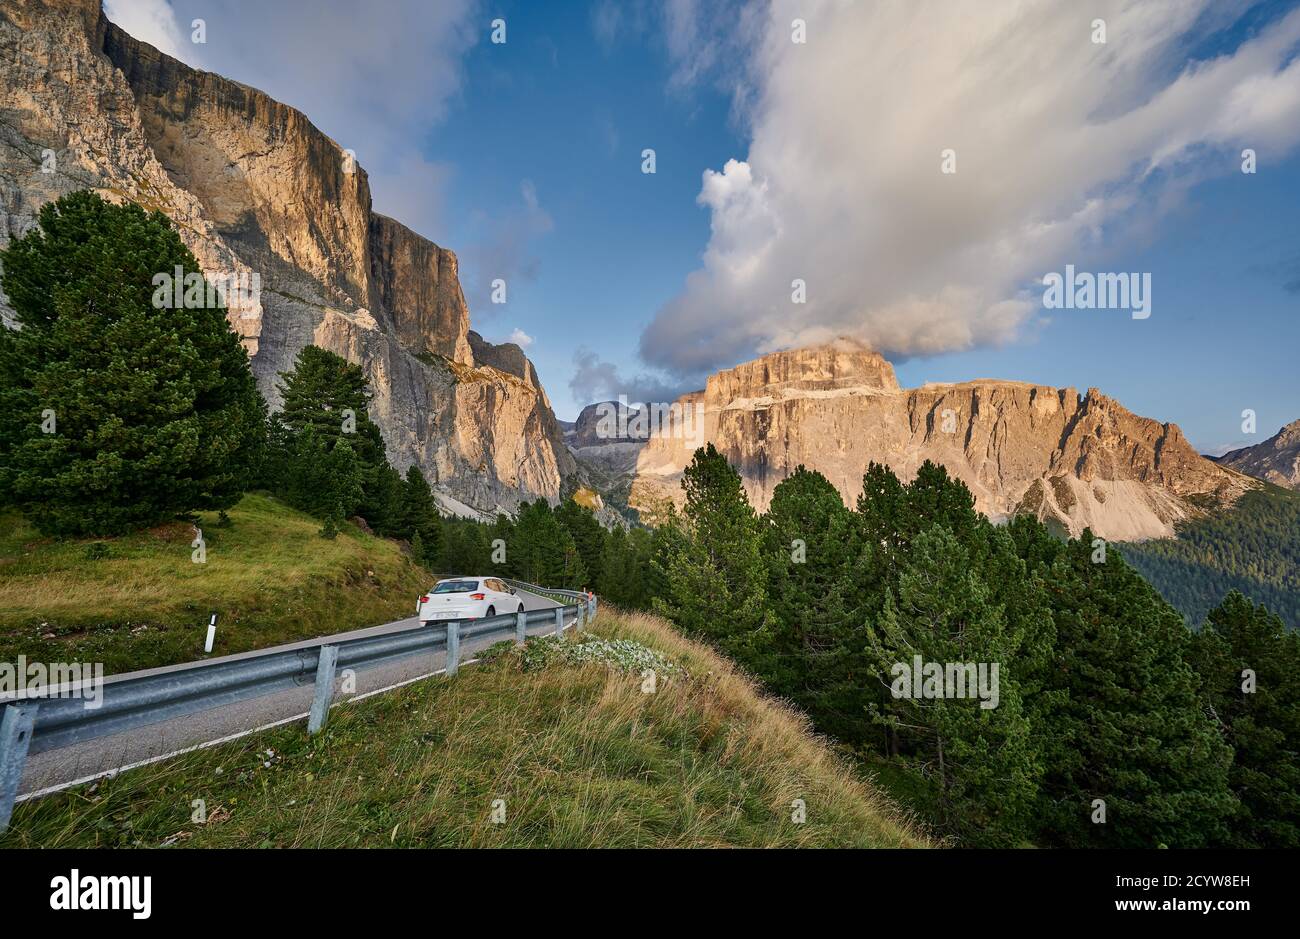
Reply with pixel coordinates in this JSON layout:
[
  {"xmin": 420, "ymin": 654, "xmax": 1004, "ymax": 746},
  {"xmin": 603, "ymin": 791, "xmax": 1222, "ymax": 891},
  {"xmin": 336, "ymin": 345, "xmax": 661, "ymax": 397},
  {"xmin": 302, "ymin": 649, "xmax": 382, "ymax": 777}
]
[{"xmin": 204, "ymin": 613, "xmax": 217, "ymax": 653}]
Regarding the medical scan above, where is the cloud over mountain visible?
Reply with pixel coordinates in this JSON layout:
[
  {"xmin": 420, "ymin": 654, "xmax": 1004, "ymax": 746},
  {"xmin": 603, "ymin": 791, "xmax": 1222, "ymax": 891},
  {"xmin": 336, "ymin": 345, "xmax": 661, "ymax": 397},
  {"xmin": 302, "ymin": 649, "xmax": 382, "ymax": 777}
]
[{"xmin": 639, "ymin": 0, "xmax": 1300, "ymax": 379}]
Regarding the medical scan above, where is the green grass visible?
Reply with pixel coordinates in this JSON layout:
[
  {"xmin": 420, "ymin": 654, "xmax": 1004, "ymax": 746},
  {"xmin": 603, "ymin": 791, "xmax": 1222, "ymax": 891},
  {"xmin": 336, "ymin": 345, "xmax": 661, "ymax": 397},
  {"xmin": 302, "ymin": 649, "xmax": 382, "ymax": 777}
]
[
  {"xmin": 0, "ymin": 493, "xmax": 431, "ymax": 675},
  {"xmin": 1, "ymin": 608, "xmax": 928, "ymax": 849}
]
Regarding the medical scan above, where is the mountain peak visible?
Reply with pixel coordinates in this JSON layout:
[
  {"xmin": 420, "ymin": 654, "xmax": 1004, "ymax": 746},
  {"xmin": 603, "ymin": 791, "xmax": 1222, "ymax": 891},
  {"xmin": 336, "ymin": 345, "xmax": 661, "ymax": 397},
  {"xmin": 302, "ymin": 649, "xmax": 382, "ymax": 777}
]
[
  {"xmin": 707, "ymin": 339, "xmax": 900, "ymax": 405},
  {"xmin": 626, "ymin": 347, "xmax": 1253, "ymax": 540},
  {"xmin": 1216, "ymin": 418, "xmax": 1300, "ymax": 491}
]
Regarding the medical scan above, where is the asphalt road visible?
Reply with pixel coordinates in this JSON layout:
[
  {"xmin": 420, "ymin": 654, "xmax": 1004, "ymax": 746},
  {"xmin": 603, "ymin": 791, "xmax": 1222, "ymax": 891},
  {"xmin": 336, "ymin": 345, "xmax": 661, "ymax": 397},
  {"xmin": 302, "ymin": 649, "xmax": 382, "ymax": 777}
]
[{"xmin": 15, "ymin": 588, "xmax": 572, "ymax": 799}]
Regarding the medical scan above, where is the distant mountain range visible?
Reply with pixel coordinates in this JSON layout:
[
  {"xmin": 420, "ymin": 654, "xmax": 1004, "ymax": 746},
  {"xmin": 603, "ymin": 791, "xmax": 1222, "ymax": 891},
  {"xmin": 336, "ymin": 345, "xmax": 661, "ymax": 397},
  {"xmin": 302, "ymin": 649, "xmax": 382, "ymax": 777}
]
[
  {"xmin": 573, "ymin": 339, "xmax": 1264, "ymax": 541},
  {"xmin": 1213, "ymin": 420, "xmax": 1300, "ymax": 491},
  {"xmin": 5, "ymin": 0, "xmax": 1292, "ymax": 545}
]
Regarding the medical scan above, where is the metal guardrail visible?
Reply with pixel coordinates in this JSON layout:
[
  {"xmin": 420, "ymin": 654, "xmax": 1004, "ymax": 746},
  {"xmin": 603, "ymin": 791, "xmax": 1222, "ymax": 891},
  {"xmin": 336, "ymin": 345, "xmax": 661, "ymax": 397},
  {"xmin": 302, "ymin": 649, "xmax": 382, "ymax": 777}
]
[{"xmin": 0, "ymin": 584, "xmax": 597, "ymax": 830}]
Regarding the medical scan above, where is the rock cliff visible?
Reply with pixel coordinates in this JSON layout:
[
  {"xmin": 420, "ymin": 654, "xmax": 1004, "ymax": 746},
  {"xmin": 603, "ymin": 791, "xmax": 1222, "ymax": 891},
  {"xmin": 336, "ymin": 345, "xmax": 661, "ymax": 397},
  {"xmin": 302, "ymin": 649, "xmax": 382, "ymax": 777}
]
[
  {"xmin": 1215, "ymin": 419, "xmax": 1300, "ymax": 490},
  {"xmin": 629, "ymin": 339, "xmax": 1255, "ymax": 540},
  {"xmin": 0, "ymin": 0, "xmax": 573, "ymax": 514}
]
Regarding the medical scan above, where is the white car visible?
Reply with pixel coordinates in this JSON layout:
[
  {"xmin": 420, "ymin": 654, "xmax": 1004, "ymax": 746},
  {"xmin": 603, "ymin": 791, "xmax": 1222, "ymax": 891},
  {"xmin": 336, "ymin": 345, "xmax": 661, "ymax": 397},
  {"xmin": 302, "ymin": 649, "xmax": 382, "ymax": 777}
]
[{"xmin": 417, "ymin": 577, "xmax": 524, "ymax": 624}]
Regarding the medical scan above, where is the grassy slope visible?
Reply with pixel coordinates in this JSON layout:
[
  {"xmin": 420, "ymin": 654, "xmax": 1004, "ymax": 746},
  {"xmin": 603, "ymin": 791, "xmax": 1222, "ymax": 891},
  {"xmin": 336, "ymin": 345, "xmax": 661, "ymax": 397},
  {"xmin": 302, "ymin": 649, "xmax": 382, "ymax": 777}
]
[
  {"xmin": 1, "ymin": 608, "xmax": 928, "ymax": 848},
  {"xmin": 0, "ymin": 493, "xmax": 431, "ymax": 674}
]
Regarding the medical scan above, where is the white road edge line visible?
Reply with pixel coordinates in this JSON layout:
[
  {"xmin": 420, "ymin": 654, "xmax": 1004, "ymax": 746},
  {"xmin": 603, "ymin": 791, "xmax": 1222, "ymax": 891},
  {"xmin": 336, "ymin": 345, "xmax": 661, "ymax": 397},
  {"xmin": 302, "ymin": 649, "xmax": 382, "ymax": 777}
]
[
  {"xmin": 15, "ymin": 609, "xmax": 578, "ymax": 804},
  {"xmin": 14, "ymin": 657, "xmax": 488, "ymax": 804}
]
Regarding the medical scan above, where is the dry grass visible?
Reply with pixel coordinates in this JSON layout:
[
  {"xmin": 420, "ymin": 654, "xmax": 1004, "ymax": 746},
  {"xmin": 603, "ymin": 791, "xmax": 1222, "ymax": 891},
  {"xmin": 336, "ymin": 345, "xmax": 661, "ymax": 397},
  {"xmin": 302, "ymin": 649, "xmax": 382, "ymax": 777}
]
[
  {"xmin": 2, "ymin": 607, "xmax": 929, "ymax": 848},
  {"xmin": 0, "ymin": 493, "xmax": 431, "ymax": 674}
]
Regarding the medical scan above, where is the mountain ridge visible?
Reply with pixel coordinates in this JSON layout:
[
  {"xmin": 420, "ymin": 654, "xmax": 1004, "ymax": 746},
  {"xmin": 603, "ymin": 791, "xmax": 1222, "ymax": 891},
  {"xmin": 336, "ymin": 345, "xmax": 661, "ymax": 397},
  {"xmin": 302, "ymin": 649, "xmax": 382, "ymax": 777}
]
[
  {"xmin": 624, "ymin": 340, "xmax": 1255, "ymax": 540},
  {"xmin": 0, "ymin": 0, "xmax": 573, "ymax": 516},
  {"xmin": 1214, "ymin": 419, "xmax": 1300, "ymax": 491}
]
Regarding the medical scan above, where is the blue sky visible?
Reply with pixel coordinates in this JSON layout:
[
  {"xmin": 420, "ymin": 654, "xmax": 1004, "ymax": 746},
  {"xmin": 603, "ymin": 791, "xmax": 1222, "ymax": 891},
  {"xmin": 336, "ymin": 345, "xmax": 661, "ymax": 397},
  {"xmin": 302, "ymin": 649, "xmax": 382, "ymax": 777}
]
[
  {"xmin": 108, "ymin": 0, "xmax": 1300, "ymax": 453},
  {"xmin": 421, "ymin": 1, "xmax": 744, "ymax": 409}
]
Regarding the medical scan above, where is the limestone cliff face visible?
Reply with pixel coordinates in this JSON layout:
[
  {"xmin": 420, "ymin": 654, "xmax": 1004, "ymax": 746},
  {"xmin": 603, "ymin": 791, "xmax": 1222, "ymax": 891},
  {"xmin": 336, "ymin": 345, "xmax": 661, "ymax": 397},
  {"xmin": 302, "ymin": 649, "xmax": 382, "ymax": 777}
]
[
  {"xmin": 1216, "ymin": 419, "xmax": 1300, "ymax": 490},
  {"xmin": 0, "ymin": 0, "xmax": 571, "ymax": 514},
  {"xmin": 630, "ymin": 340, "xmax": 1254, "ymax": 540},
  {"xmin": 371, "ymin": 216, "xmax": 474, "ymax": 366},
  {"xmin": 706, "ymin": 339, "xmax": 900, "ymax": 402}
]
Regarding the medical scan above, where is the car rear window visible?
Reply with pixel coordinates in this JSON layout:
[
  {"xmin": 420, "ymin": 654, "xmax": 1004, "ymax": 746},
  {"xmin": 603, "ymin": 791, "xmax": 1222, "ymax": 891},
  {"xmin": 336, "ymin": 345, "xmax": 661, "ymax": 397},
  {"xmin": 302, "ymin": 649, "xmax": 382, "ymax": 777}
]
[{"xmin": 432, "ymin": 580, "xmax": 479, "ymax": 594}]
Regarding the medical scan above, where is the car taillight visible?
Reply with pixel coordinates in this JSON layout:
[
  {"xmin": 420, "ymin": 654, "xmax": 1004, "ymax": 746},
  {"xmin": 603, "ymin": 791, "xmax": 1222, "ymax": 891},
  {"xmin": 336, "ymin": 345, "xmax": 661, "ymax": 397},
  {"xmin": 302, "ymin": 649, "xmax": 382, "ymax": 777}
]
[
  {"xmin": 470, "ymin": 593, "xmax": 486, "ymax": 600},
  {"xmin": 419, "ymin": 596, "xmax": 429, "ymax": 604}
]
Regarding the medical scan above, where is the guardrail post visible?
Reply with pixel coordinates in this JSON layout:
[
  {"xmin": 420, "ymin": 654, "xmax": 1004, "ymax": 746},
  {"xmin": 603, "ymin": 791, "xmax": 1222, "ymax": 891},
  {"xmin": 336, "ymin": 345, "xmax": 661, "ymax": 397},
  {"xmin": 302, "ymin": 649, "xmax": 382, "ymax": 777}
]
[
  {"xmin": 0, "ymin": 702, "xmax": 38, "ymax": 832},
  {"xmin": 446, "ymin": 622, "xmax": 461, "ymax": 676},
  {"xmin": 576, "ymin": 601, "xmax": 586, "ymax": 632},
  {"xmin": 308, "ymin": 644, "xmax": 339, "ymax": 735},
  {"xmin": 515, "ymin": 610, "xmax": 527, "ymax": 646},
  {"xmin": 554, "ymin": 607, "xmax": 564, "ymax": 637}
]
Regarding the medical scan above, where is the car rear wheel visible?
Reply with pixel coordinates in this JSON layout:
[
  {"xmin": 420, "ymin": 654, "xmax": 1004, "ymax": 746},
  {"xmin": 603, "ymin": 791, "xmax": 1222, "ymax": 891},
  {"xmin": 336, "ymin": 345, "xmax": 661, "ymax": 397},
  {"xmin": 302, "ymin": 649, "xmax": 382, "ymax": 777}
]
[
  {"xmin": 485, "ymin": 606, "xmax": 495, "ymax": 617},
  {"xmin": 517, "ymin": 604, "xmax": 525, "ymax": 613}
]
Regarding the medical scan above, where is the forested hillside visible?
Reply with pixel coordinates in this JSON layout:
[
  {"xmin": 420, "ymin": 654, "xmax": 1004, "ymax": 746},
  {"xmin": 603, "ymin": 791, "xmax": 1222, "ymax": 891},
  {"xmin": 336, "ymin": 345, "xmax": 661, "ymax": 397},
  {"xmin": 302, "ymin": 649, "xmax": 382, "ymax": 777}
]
[{"xmin": 1122, "ymin": 487, "xmax": 1300, "ymax": 629}]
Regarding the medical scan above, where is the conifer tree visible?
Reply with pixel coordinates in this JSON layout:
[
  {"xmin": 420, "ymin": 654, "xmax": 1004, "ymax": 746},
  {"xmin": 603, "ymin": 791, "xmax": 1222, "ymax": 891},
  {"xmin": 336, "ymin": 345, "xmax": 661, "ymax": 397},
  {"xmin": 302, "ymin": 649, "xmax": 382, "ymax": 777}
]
[
  {"xmin": 400, "ymin": 466, "xmax": 441, "ymax": 556},
  {"xmin": 438, "ymin": 518, "xmax": 493, "ymax": 575},
  {"xmin": 597, "ymin": 525, "xmax": 630, "ymax": 603},
  {"xmin": 1035, "ymin": 533, "xmax": 1237, "ymax": 847},
  {"xmin": 763, "ymin": 466, "xmax": 858, "ymax": 716},
  {"xmin": 0, "ymin": 191, "xmax": 265, "ymax": 534},
  {"xmin": 656, "ymin": 445, "xmax": 772, "ymax": 672},
  {"xmin": 272, "ymin": 345, "xmax": 391, "ymax": 523},
  {"xmin": 364, "ymin": 463, "xmax": 407, "ymax": 538},
  {"xmin": 556, "ymin": 498, "xmax": 606, "ymax": 586},
  {"xmin": 489, "ymin": 513, "xmax": 515, "ymax": 577},
  {"xmin": 509, "ymin": 501, "xmax": 584, "ymax": 587},
  {"xmin": 1188, "ymin": 591, "xmax": 1300, "ymax": 847},
  {"xmin": 282, "ymin": 426, "xmax": 364, "ymax": 519},
  {"xmin": 863, "ymin": 525, "xmax": 1040, "ymax": 846},
  {"xmin": 276, "ymin": 346, "xmax": 385, "ymax": 467}
]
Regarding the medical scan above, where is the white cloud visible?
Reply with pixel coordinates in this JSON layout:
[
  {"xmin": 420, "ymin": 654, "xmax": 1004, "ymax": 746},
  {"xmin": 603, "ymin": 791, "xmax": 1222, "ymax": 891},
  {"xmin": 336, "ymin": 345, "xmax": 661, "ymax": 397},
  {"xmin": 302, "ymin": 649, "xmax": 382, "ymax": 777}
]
[
  {"xmin": 591, "ymin": 0, "xmax": 623, "ymax": 52},
  {"xmin": 569, "ymin": 347, "xmax": 694, "ymax": 408},
  {"xmin": 102, "ymin": 0, "xmax": 189, "ymax": 60},
  {"xmin": 506, "ymin": 328, "xmax": 533, "ymax": 349},
  {"xmin": 639, "ymin": 0, "xmax": 1300, "ymax": 378}
]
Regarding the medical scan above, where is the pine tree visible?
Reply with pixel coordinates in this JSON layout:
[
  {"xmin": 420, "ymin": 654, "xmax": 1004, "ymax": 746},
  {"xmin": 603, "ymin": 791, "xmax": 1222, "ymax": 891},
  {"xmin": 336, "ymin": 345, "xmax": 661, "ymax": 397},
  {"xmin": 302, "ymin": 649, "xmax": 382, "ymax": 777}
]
[
  {"xmin": 489, "ymin": 513, "xmax": 515, "ymax": 578},
  {"xmin": 556, "ymin": 498, "xmax": 606, "ymax": 586},
  {"xmin": 510, "ymin": 500, "xmax": 583, "ymax": 586},
  {"xmin": 763, "ymin": 466, "xmax": 858, "ymax": 719},
  {"xmin": 438, "ymin": 518, "xmax": 493, "ymax": 575},
  {"xmin": 273, "ymin": 344, "xmax": 392, "ymax": 524},
  {"xmin": 1034, "ymin": 533, "xmax": 1237, "ymax": 847},
  {"xmin": 597, "ymin": 525, "xmax": 635, "ymax": 606},
  {"xmin": 0, "ymin": 191, "xmax": 265, "ymax": 534},
  {"xmin": 645, "ymin": 504, "xmax": 684, "ymax": 608},
  {"xmin": 655, "ymin": 445, "xmax": 772, "ymax": 672},
  {"xmin": 863, "ymin": 525, "xmax": 1040, "ymax": 846},
  {"xmin": 318, "ymin": 503, "xmax": 342, "ymax": 540},
  {"xmin": 624, "ymin": 526, "xmax": 656, "ymax": 608},
  {"xmin": 409, "ymin": 530, "xmax": 428, "ymax": 569},
  {"xmin": 400, "ymin": 466, "xmax": 441, "ymax": 559},
  {"xmin": 281, "ymin": 426, "xmax": 365, "ymax": 520},
  {"xmin": 364, "ymin": 463, "xmax": 408, "ymax": 538},
  {"xmin": 276, "ymin": 346, "xmax": 385, "ymax": 464},
  {"xmin": 1188, "ymin": 591, "xmax": 1300, "ymax": 847}
]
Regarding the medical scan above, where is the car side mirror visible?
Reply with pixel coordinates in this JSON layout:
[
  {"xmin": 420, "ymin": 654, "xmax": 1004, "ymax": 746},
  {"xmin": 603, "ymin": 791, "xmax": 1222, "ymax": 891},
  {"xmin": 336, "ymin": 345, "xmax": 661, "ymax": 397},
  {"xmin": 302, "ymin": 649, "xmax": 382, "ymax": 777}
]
[{"xmin": 509, "ymin": 587, "xmax": 516, "ymax": 595}]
